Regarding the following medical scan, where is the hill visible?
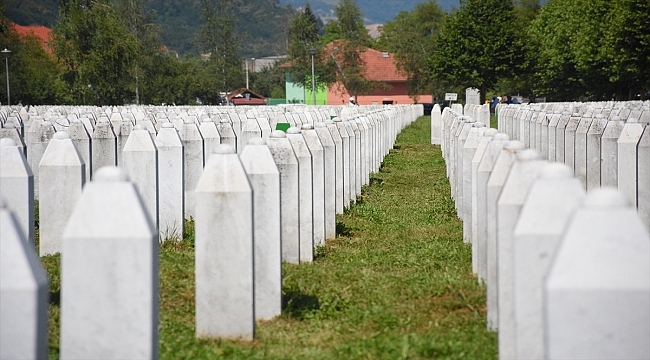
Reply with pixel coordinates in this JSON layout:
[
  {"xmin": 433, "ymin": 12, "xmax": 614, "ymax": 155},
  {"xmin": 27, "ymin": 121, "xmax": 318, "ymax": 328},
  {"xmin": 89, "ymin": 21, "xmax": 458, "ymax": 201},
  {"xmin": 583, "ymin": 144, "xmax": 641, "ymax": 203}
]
[
  {"xmin": 5, "ymin": 0, "xmax": 296, "ymax": 57},
  {"xmin": 278, "ymin": 0, "xmax": 460, "ymax": 23}
]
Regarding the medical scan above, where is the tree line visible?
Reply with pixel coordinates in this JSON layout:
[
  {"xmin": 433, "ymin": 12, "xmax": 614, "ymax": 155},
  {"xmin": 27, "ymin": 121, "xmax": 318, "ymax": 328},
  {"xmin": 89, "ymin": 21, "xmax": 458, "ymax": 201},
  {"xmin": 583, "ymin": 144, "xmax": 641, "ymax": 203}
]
[{"xmin": 1, "ymin": 0, "xmax": 648, "ymax": 106}]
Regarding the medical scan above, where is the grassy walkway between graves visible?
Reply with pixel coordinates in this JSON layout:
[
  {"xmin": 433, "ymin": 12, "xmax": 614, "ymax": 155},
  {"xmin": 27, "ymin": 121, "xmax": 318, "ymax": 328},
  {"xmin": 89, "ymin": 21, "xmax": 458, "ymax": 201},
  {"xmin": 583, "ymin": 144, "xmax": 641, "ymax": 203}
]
[{"xmin": 40, "ymin": 115, "xmax": 496, "ymax": 359}]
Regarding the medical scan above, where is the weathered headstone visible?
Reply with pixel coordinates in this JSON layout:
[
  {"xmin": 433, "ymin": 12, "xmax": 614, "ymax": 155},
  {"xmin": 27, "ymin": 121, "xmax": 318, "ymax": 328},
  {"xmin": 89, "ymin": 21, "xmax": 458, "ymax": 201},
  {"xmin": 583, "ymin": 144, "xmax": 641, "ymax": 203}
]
[
  {"xmin": 315, "ymin": 122, "xmax": 337, "ymax": 239},
  {"xmin": 512, "ymin": 163, "xmax": 585, "ymax": 359},
  {"xmin": 39, "ymin": 131, "xmax": 85, "ymax": 256},
  {"xmin": 601, "ymin": 116, "xmax": 625, "ymax": 187},
  {"xmin": 301, "ymin": 124, "xmax": 326, "ymax": 247},
  {"xmin": 0, "ymin": 138, "xmax": 35, "ymax": 244},
  {"xmin": 0, "ymin": 202, "xmax": 49, "ymax": 360},
  {"xmin": 496, "ymin": 149, "xmax": 547, "ymax": 359},
  {"xmin": 287, "ymin": 127, "xmax": 314, "ymax": 263},
  {"xmin": 61, "ymin": 167, "xmax": 158, "ymax": 359},
  {"xmin": 326, "ymin": 120, "xmax": 344, "ymax": 214},
  {"xmin": 179, "ymin": 119, "xmax": 204, "ymax": 218},
  {"xmin": 638, "ymin": 125, "xmax": 649, "ymax": 230},
  {"xmin": 545, "ymin": 188, "xmax": 650, "ymax": 359},
  {"xmin": 266, "ymin": 130, "xmax": 300, "ymax": 264},
  {"xmin": 155, "ymin": 123, "xmax": 184, "ymax": 240},
  {"xmin": 617, "ymin": 118, "xmax": 644, "ymax": 207},
  {"xmin": 122, "ymin": 125, "xmax": 159, "ymax": 234},
  {"xmin": 195, "ymin": 145, "xmax": 254, "ymax": 340},
  {"xmin": 91, "ymin": 118, "xmax": 117, "ymax": 179},
  {"xmin": 240, "ymin": 138, "xmax": 281, "ymax": 320},
  {"xmin": 586, "ymin": 114, "xmax": 608, "ymax": 190},
  {"xmin": 486, "ymin": 139, "xmax": 522, "ymax": 330}
]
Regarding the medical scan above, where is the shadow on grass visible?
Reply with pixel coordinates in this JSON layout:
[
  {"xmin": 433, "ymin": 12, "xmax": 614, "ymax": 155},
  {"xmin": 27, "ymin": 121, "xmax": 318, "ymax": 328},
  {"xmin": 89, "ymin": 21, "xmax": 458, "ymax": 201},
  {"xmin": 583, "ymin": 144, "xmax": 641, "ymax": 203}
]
[
  {"xmin": 336, "ymin": 221, "xmax": 352, "ymax": 237},
  {"xmin": 50, "ymin": 290, "xmax": 60, "ymax": 306},
  {"xmin": 282, "ymin": 291, "xmax": 320, "ymax": 319}
]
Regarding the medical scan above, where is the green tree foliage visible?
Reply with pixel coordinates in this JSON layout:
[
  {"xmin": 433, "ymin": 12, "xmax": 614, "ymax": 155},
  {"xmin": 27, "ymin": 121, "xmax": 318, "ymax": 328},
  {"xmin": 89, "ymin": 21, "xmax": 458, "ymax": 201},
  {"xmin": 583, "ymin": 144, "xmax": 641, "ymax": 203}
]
[
  {"xmin": 430, "ymin": 0, "xmax": 522, "ymax": 102},
  {"xmin": 0, "ymin": 5, "xmax": 68, "ymax": 105},
  {"xmin": 378, "ymin": 1, "xmax": 445, "ymax": 101},
  {"xmin": 323, "ymin": 0, "xmax": 376, "ymax": 100},
  {"xmin": 530, "ymin": 0, "xmax": 650, "ymax": 100},
  {"xmin": 196, "ymin": 0, "xmax": 244, "ymax": 103},
  {"xmin": 53, "ymin": 0, "xmax": 138, "ymax": 105},
  {"xmin": 250, "ymin": 62, "xmax": 286, "ymax": 99},
  {"xmin": 115, "ymin": 0, "xmax": 162, "ymax": 105},
  {"xmin": 287, "ymin": 4, "xmax": 320, "ymax": 88}
]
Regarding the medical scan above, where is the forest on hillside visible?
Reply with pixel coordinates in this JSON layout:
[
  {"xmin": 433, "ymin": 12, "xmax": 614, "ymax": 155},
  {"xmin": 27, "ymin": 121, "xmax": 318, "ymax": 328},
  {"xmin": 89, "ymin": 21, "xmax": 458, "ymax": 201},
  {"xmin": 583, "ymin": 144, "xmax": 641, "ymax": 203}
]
[{"xmin": 6, "ymin": 0, "xmax": 296, "ymax": 57}]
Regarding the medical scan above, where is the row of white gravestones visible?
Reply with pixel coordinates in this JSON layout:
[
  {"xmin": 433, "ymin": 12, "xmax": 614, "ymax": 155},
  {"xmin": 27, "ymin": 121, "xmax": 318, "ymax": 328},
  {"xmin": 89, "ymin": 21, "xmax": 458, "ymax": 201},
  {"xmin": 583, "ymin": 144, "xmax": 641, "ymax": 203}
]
[
  {"xmin": 497, "ymin": 103, "xmax": 650, "ymax": 231},
  {"xmin": 0, "ymin": 105, "xmax": 421, "ymax": 353},
  {"xmin": 441, "ymin": 105, "xmax": 650, "ymax": 359}
]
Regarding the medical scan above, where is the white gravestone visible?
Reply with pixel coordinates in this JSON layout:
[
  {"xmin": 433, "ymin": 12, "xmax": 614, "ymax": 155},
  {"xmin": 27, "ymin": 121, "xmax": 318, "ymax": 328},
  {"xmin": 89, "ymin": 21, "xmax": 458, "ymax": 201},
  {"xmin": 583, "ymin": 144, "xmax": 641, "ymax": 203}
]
[
  {"xmin": 326, "ymin": 120, "xmax": 344, "ymax": 214},
  {"xmin": 462, "ymin": 122, "xmax": 485, "ymax": 246},
  {"xmin": 91, "ymin": 118, "xmax": 117, "ymax": 179},
  {"xmin": 471, "ymin": 128, "xmax": 498, "ymax": 278},
  {"xmin": 586, "ymin": 114, "xmax": 608, "ymax": 190},
  {"xmin": 122, "ymin": 125, "xmax": 159, "ymax": 234},
  {"xmin": 116, "ymin": 120, "xmax": 132, "ymax": 166},
  {"xmin": 638, "ymin": 125, "xmax": 649, "ymax": 231},
  {"xmin": 301, "ymin": 124, "xmax": 326, "ymax": 247},
  {"xmin": 31, "ymin": 121, "xmax": 56, "ymax": 198},
  {"xmin": 486, "ymin": 138, "xmax": 522, "ymax": 330},
  {"xmin": 61, "ymin": 167, "xmax": 158, "ymax": 359},
  {"xmin": 217, "ymin": 118, "xmax": 236, "ymax": 151},
  {"xmin": 512, "ymin": 163, "xmax": 585, "ymax": 359},
  {"xmin": 0, "ymin": 202, "xmax": 49, "ymax": 360},
  {"xmin": 343, "ymin": 119, "xmax": 358, "ymax": 202},
  {"xmin": 617, "ymin": 118, "xmax": 644, "ymax": 207},
  {"xmin": 287, "ymin": 127, "xmax": 314, "ymax": 263},
  {"xmin": 39, "ymin": 132, "xmax": 85, "ymax": 256},
  {"xmin": 195, "ymin": 146, "xmax": 254, "ymax": 340},
  {"xmin": 600, "ymin": 117, "xmax": 624, "ymax": 187},
  {"xmin": 0, "ymin": 138, "xmax": 35, "ymax": 244},
  {"xmin": 545, "ymin": 188, "xmax": 650, "ymax": 359},
  {"xmin": 179, "ymin": 119, "xmax": 204, "ymax": 219},
  {"xmin": 431, "ymin": 104, "xmax": 442, "ymax": 145},
  {"xmin": 315, "ymin": 122, "xmax": 337, "ymax": 239},
  {"xmin": 155, "ymin": 123, "xmax": 185, "ymax": 240},
  {"xmin": 496, "ymin": 149, "xmax": 547, "ymax": 360},
  {"xmin": 199, "ymin": 119, "xmax": 221, "ymax": 157},
  {"xmin": 574, "ymin": 116, "xmax": 593, "ymax": 188},
  {"xmin": 348, "ymin": 119, "xmax": 363, "ymax": 196},
  {"xmin": 69, "ymin": 119, "xmax": 92, "ymax": 181},
  {"xmin": 240, "ymin": 138, "xmax": 282, "ymax": 320},
  {"xmin": 466, "ymin": 88, "xmax": 480, "ymax": 106},
  {"xmin": 267, "ymin": 130, "xmax": 301, "ymax": 264},
  {"xmin": 334, "ymin": 119, "xmax": 351, "ymax": 208}
]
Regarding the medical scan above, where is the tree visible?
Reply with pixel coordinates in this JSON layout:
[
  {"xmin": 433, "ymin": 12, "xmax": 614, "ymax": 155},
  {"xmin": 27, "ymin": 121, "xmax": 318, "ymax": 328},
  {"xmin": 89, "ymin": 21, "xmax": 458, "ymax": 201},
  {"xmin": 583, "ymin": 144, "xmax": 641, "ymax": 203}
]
[
  {"xmin": 323, "ymin": 0, "xmax": 375, "ymax": 101},
  {"xmin": 114, "ymin": 0, "xmax": 163, "ymax": 105},
  {"xmin": 528, "ymin": 0, "xmax": 649, "ymax": 101},
  {"xmin": 196, "ymin": 0, "xmax": 244, "ymax": 103},
  {"xmin": 287, "ymin": 4, "xmax": 320, "ymax": 89},
  {"xmin": 378, "ymin": 1, "xmax": 445, "ymax": 102},
  {"xmin": 430, "ymin": 0, "xmax": 523, "ymax": 103},
  {"xmin": 53, "ymin": 0, "xmax": 138, "ymax": 105}
]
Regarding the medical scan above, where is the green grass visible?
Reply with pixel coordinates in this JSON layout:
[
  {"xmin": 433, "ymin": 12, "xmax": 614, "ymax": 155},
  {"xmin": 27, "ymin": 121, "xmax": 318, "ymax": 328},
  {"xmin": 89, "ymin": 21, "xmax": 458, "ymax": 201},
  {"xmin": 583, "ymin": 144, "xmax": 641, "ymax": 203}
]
[{"xmin": 40, "ymin": 116, "xmax": 497, "ymax": 359}]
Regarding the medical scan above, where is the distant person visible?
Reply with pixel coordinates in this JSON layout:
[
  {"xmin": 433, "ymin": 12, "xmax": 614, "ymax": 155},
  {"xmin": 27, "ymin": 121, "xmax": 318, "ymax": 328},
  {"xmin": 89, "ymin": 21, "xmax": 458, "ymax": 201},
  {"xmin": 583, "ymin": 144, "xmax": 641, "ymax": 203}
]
[
  {"xmin": 349, "ymin": 96, "xmax": 357, "ymax": 105},
  {"xmin": 505, "ymin": 95, "xmax": 513, "ymax": 105},
  {"xmin": 511, "ymin": 96, "xmax": 519, "ymax": 104}
]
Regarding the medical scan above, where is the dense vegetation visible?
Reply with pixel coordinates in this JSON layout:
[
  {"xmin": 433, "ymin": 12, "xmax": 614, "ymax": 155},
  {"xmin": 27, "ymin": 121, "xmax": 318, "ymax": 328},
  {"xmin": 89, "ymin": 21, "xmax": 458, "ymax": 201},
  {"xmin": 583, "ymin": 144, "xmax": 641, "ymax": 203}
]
[{"xmin": 1, "ymin": 0, "xmax": 647, "ymax": 106}]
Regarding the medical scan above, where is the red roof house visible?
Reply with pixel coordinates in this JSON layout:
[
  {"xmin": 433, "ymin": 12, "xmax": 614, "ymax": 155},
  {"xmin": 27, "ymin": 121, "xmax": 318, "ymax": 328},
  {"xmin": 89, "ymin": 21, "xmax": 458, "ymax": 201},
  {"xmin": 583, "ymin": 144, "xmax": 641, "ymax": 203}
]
[
  {"xmin": 325, "ymin": 42, "xmax": 433, "ymax": 106},
  {"xmin": 11, "ymin": 23, "xmax": 53, "ymax": 54},
  {"xmin": 227, "ymin": 88, "xmax": 266, "ymax": 106}
]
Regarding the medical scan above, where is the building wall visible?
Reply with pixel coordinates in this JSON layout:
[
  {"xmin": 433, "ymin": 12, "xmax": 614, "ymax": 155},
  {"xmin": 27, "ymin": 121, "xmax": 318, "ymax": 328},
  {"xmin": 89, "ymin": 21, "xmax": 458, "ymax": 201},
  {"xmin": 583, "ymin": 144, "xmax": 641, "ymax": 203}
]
[
  {"xmin": 285, "ymin": 72, "xmax": 327, "ymax": 104},
  {"xmin": 327, "ymin": 82, "xmax": 433, "ymax": 105}
]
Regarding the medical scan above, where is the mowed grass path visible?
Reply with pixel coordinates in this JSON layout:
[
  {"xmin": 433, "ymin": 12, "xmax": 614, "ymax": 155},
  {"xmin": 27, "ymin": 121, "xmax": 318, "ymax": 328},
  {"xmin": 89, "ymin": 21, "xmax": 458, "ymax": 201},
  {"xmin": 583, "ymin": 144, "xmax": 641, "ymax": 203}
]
[{"xmin": 43, "ymin": 115, "xmax": 496, "ymax": 359}]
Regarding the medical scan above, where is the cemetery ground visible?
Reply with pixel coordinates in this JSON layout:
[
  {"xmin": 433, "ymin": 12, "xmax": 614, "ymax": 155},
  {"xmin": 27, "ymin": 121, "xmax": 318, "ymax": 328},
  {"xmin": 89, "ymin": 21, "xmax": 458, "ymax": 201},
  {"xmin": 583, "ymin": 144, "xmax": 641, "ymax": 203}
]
[{"xmin": 38, "ymin": 116, "xmax": 497, "ymax": 359}]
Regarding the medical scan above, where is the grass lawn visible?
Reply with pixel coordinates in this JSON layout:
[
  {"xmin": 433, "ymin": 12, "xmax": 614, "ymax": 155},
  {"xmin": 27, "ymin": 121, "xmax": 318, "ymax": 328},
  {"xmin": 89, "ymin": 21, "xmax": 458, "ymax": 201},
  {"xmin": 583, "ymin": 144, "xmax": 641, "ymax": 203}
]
[{"xmin": 41, "ymin": 115, "xmax": 497, "ymax": 359}]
